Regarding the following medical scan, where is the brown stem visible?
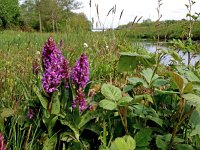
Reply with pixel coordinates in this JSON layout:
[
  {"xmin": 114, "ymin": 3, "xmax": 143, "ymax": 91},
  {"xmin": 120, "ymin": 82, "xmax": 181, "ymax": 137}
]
[
  {"xmin": 118, "ymin": 107, "xmax": 128, "ymax": 134},
  {"xmin": 169, "ymin": 106, "xmax": 195, "ymax": 149},
  {"xmin": 24, "ymin": 124, "xmax": 32, "ymax": 150}
]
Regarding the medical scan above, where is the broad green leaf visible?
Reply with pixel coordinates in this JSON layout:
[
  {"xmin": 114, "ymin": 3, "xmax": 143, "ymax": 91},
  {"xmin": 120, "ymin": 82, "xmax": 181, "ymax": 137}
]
[
  {"xmin": 183, "ymin": 82, "xmax": 193, "ymax": 94},
  {"xmin": 68, "ymin": 141, "xmax": 83, "ymax": 150},
  {"xmin": 99, "ymin": 100, "xmax": 117, "ymax": 110},
  {"xmin": 42, "ymin": 135, "xmax": 57, "ymax": 150},
  {"xmin": 156, "ymin": 135, "xmax": 169, "ymax": 150},
  {"xmin": 110, "ymin": 135, "xmax": 136, "ymax": 150},
  {"xmin": 152, "ymin": 79, "xmax": 168, "ymax": 87},
  {"xmin": 118, "ymin": 52, "xmax": 155, "ymax": 72},
  {"xmin": 190, "ymin": 125, "xmax": 200, "ymax": 136},
  {"xmin": 190, "ymin": 109, "xmax": 200, "ymax": 126},
  {"xmin": 141, "ymin": 68, "xmax": 154, "ymax": 85},
  {"xmin": 169, "ymin": 50, "xmax": 182, "ymax": 63},
  {"xmin": 127, "ymin": 77, "xmax": 148, "ymax": 88},
  {"xmin": 60, "ymin": 120, "xmax": 79, "ymax": 140},
  {"xmin": 123, "ymin": 85, "xmax": 134, "ymax": 92},
  {"xmin": 118, "ymin": 97, "xmax": 133, "ymax": 106},
  {"xmin": 175, "ymin": 144, "xmax": 195, "ymax": 150},
  {"xmin": 135, "ymin": 147, "xmax": 150, "ymax": 150},
  {"xmin": 169, "ymin": 72, "xmax": 185, "ymax": 93},
  {"xmin": 33, "ymin": 86, "xmax": 48, "ymax": 109},
  {"xmin": 124, "ymin": 135, "xmax": 136, "ymax": 150},
  {"xmin": 182, "ymin": 93, "xmax": 200, "ymax": 105},
  {"xmin": 1, "ymin": 108, "xmax": 14, "ymax": 118},
  {"xmin": 146, "ymin": 115, "xmax": 163, "ymax": 127},
  {"xmin": 185, "ymin": 71, "xmax": 200, "ymax": 82},
  {"xmin": 78, "ymin": 110, "xmax": 102, "ymax": 129},
  {"xmin": 110, "ymin": 138, "xmax": 129, "ymax": 150},
  {"xmin": 101, "ymin": 84, "xmax": 122, "ymax": 101},
  {"xmin": 134, "ymin": 128, "xmax": 152, "ymax": 147},
  {"xmin": 42, "ymin": 114, "xmax": 58, "ymax": 137},
  {"xmin": 51, "ymin": 92, "xmax": 60, "ymax": 114},
  {"xmin": 134, "ymin": 95, "xmax": 153, "ymax": 104}
]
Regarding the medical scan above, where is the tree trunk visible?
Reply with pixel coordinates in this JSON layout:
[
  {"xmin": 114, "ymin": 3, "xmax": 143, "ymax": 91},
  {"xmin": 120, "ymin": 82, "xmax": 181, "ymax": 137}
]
[
  {"xmin": 52, "ymin": 13, "xmax": 55, "ymax": 33},
  {"xmin": 39, "ymin": 11, "xmax": 42, "ymax": 32}
]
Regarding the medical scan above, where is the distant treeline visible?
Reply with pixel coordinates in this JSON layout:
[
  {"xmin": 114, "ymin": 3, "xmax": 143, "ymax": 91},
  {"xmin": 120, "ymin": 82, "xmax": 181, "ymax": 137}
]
[
  {"xmin": 117, "ymin": 20, "xmax": 200, "ymax": 40},
  {"xmin": 0, "ymin": 0, "xmax": 91, "ymax": 32}
]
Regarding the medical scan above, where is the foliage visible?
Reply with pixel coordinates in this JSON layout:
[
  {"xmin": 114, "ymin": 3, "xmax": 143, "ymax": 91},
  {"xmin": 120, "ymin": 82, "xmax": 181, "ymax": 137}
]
[
  {"xmin": 0, "ymin": 0, "xmax": 20, "ymax": 28},
  {"xmin": 0, "ymin": 1, "xmax": 200, "ymax": 149}
]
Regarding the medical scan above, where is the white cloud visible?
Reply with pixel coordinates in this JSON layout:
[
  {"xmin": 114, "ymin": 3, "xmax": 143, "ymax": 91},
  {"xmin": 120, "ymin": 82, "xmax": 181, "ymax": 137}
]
[{"xmin": 74, "ymin": 0, "xmax": 200, "ymax": 28}]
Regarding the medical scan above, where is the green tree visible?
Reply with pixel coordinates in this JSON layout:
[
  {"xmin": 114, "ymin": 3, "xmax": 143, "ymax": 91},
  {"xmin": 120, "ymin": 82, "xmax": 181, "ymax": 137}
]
[
  {"xmin": 0, "ymin": 0, "xmax": 20, "ymax": 28},
  {"xmin": 20, "ymin": 0, "xmax": 84, "ymax": 32}
]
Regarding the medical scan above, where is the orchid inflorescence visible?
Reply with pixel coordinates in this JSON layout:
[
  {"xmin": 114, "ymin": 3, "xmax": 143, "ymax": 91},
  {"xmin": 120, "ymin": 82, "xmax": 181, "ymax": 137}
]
[{"xmin": 41, "ymin": 37, "xmax": 90, "ymax": 111}]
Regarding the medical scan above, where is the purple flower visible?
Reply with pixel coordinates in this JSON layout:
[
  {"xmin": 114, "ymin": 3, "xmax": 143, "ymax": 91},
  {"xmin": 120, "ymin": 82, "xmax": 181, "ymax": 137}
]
[
  {"xmin": 71, "ymin": 53, "xmax": 89, "ymax": 89},
  {"xmin": 42, "ymin": 37, "xmax": 70, "ymax": 94},
  {"xmin": 72, "ymin": 88, "xmax": 87, "ymax": 112},
  {"xmin": 27, "ymin": 109, "xmax": 34, "ymax": 119},
  {"xmin": 0, "ymin": 133, "xmax": 6, "ymax": 150}
]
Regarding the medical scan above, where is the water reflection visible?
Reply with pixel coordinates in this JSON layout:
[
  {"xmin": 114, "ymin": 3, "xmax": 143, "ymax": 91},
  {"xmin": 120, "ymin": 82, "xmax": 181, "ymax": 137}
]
[{"xmin": 138, "ymin": 42, "xmax": 200, "ymax": 65}]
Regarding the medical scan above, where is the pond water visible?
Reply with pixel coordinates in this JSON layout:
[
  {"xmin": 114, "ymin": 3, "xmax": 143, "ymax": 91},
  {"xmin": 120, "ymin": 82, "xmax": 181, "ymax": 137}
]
[{"xmin": 137, "ymin": 41, "xmax": 200, "ymax": 65}]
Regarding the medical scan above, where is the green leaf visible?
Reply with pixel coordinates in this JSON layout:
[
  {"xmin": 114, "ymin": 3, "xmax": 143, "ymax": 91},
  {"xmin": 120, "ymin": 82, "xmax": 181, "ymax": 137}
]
[
  {"xmin": 99, "ymin": 100, "xmax": 117, "ymax": 110},
  {"xmin": 190, "ymin": 125, "xmax": 200, "ymax": 136},
  {"xmin": 156, "ymin": 135, "xmax": 169, "ymax": 150},
  {"xmin": 152, "ymin": 79, "xmax": 168, "ymax": 87},
  {"xmin": 175, "ymin": 144, "xmax": 195, "ymax": 150},
  {"xmin": 101, "ymin": 84, "xmax": 122, "ymax": 101},
  {"xmin": 51, "ymin": 92, "xmax": 60, "ymax": 114},
  {"xmin": 182, "ymin": 93, "xmax": 200, "ymax": 105},
  {"xmin": 169, "ymin": 72, "xmax": 185, "ymax": 93},
  {"xmin": 110, "ymin": 137, "xmax": 129, "ymax": 150},
  {"xmin": 33, "ymin": 86, "xmax": 48, "ymax": 109},
  {"xmin": 42, "ymin": 134, "xmax": 57, "ymax": 150},
  {"xmin": 134, "ymin": 95, "xmax": 153, "ymax": 104},
  {"xmin": 134, "ymin": 128, "xmax": 152, "ymax": 147},
  {"xmin": 168, "ymin": 50, "xmax": 182, "ymax": 63},
  {"xmin": 67, "ymin": 140, "xmax": 83, "ymax": 150},
  {"xmin": 123, "ymin": 85, "xmax": 134, "ymax": 92},
  {"xmin": 110, "ymin": 135, "xmax": 136, "ymax": 150},
  {"xmin": 141, "ymin": 68, "xmax": 154, "ymax": 85},
  {"xmin": 124, "ymin": 135, "xmax": 136, "ymax": 150},
  {"xmin": 42, "ymin": 114, "xmax": 58, "ymax": 137},
  {"xmin": 60, "ymin": 119, "xmax": 79, "ymax": 140},
  {"xmin": 78, "ymin": 110, "xmax": 102, "ymax": 129},
  {"xmin": 118, "ymin": 96, "xmax": 133, "ymax": 106},
  {"xmin": 183, "ymin": 82, "xmax": 193, "ymax": 94},
  {"xmin": 118, "ymin": 52, "xmax": 155, "ymax": 72},
  {"xmin": 0, "ymin": 108, "xmax": 14, "ymax": 118},
  {"xmin": 146, "ymin": 115, "xmax": 163, "ymax": 127},
  {"xmin": 127, "ymin": 77, "xmax": 148, "ymax": 88},
  {"xmin": 185, "ymin": 71, "xmax": 200, "ymax": 82}
]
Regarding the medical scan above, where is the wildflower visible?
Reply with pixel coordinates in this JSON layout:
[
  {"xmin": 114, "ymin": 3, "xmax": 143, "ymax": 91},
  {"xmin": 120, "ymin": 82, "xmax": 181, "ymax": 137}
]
[
  {"xmin": 36, "ymin": 51, "xmax": 40, "ymax": 55},
  {"xmin": 83, "ymin": 43, "xmax": 88, "ymax": 48},
  {"xmin": 72, "ymin": 88, "xmax": 87, "ymax": 112},
  {"xmin": 42, "ymin": 37, "xmax": 70, "ymax": 94},
  {"xmin": 0, "ymin": 133, "xmax": 6, "ymax": 150},
  {"xmin": 106, "ymin": 45, "xmax": 109, "ymax": 49},
  {"xmin": 27, "ymin": 109, "xmax": 34, "ymax": 119},
  {"xmin": 71, "ymin": 53, "xmax": 89, "ymax": 89}
]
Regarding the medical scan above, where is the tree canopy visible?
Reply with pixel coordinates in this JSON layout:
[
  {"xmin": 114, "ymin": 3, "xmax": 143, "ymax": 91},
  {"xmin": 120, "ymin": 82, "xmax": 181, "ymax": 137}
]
[
  {"xmin": 0, "ymin": 0, "xmax": 91, "ymax": 32},
  {"xmin": 0, "ymin": 0, "xmax": 20, "ymax": 28}
]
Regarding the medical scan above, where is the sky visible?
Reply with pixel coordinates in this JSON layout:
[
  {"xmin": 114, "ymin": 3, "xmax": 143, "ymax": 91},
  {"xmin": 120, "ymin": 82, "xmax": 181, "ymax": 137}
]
[{"xmin": 73, "ymin": 0, "xmax": 200, "ymax": 28}]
